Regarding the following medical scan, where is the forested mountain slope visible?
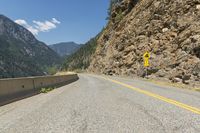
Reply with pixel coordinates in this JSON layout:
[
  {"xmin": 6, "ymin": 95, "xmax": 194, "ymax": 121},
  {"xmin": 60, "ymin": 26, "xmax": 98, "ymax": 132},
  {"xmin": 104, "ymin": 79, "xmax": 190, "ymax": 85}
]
[
  {"xmin": 62, "ymin": 36, "xmax": 98, "ymax": 71},
  {"xmin": 49, "ymin": 42, "xmax": 82, "ymax": 57},
  {"xmin": 0, "ymin": 15, "xmax": 61, "ymax": 78}
]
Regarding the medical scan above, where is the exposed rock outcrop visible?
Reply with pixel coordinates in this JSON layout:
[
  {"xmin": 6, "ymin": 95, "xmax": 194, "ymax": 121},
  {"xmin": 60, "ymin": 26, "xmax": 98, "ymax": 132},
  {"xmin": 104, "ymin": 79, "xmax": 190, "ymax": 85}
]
[{"xmin": 89, "ymin": 0, "xmax": 200, "ymax": 86}]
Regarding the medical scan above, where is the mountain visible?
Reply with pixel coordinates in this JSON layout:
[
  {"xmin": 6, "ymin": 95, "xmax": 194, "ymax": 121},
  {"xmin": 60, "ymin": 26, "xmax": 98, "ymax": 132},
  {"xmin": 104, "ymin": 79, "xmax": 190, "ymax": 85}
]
[
  {"xmin": 0, "ymin": 14, "xmax": 61, "ymax": 78},
  {"xmin": 49, "ymin": 42, "xmax": 82, "ymax": 56},
  {"xmin": 62, "ymin": 36, "xmax": 99, "ymax": 71}
]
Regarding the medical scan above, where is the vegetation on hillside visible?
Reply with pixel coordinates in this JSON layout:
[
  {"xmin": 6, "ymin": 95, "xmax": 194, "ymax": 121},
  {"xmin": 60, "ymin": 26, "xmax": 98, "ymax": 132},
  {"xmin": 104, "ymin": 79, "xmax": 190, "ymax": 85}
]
[
  {"xmin": 45, "ymin": 65, "xmax": 60, "ymax": 75},
  {"xmin": 62, "ymin": 28, "xmax": 106, "ymax": 71},
  {"xmin": 107, "ymin": 0, "xmax": 123, "ymax": 20},
  {"xmin": 40, "ymin": 87, "xmax": 55, "ymax": 93},
  {"xmin": 0, "ymin": 36, "xmax": 61, "ymax": 78},
  {"xmin": 49, "ymin": 42, "xmax": 82, "ymax": 57},
  {"xmin": 0, "ymin": 15, "xmax": 62, "ymax": 79},
  {"xmin": 62, "ymin": 36, "xmax": 98, "ymax": 71}
]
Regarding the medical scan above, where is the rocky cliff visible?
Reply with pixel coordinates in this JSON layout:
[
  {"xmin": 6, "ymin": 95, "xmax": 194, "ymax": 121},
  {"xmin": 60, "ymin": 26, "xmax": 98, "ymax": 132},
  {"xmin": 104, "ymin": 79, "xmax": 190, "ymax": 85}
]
[{"xmin": 89, "ymin": 0, "xmax": 200, "ymax": 86}]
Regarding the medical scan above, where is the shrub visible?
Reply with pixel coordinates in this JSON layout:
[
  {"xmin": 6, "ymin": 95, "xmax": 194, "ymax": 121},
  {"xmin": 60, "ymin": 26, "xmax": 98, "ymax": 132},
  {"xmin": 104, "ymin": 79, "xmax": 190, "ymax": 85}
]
[
  {"xmin": 40, "ymin": 87, "xmax": 55, "ymax": 93},
  {"xmin": 115, "ymin": 10, "xmax": 124, "ymax": 22}
]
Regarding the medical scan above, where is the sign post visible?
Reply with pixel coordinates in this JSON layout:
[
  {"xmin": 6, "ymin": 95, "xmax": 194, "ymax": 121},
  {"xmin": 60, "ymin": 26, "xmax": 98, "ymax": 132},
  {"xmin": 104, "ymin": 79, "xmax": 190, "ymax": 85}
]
[{"xmin": 143, "ymin": 52, "xmax": 150, "ymax": 78}]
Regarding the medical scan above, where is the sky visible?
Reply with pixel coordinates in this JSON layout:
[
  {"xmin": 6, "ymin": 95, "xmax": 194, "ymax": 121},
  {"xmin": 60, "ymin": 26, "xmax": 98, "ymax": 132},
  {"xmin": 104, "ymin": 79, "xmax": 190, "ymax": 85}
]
[{"xmin": 0, "ymin": 0, "xmax": 109, "ymax": 45}]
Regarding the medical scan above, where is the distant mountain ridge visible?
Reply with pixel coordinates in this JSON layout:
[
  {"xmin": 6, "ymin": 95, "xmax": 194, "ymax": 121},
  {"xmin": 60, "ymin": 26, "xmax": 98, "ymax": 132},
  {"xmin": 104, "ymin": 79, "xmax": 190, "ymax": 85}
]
[
  {"xmin": 0, "ymin": 14, "xmax": 61, "ymax": 78},
  {"xmin": 62, "ymin": 33, "xmax": 102, "ymax": 71},
  {"xmin": 49, "ymin": 42, "xmax": 82, "ymax": 56}
]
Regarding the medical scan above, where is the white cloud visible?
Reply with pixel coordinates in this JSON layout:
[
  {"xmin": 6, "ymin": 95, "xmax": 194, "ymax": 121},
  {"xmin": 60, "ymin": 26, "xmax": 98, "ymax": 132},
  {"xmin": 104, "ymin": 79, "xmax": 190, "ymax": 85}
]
[
  {"xmin": 52, "ymin": 18, "xmax": 61, "ymax": 24},
  {"xmin": 15, "ymin": 19, "xmax": 28, "ymax": 26},
  {"xmin": 15, "ymin": 18, "xmax": 61, "ymax": 35},
  {"xmin": 33, "ymin": 20, "xmax": 56, "ymax": 32},
  {"xmin": 27, "ymin": 26, "xmax": 39, "ymax": 35},
  {"xmin": 15, "ymin": 19, "xmax": 39, "ymax": 35}
]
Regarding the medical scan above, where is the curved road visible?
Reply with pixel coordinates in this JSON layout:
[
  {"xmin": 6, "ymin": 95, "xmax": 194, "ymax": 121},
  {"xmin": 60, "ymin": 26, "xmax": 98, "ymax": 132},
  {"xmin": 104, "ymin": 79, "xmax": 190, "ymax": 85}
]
[{"xmin": 0, "ymin": 74, "xmax": 200, "ymax": 133}]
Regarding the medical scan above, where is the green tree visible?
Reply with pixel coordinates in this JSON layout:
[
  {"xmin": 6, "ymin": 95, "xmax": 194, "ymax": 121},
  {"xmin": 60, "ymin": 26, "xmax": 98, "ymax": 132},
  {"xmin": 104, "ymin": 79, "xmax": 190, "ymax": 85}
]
[{"xmin": 107, "ymin": 0, "xmax": 123, "ymax": 20}]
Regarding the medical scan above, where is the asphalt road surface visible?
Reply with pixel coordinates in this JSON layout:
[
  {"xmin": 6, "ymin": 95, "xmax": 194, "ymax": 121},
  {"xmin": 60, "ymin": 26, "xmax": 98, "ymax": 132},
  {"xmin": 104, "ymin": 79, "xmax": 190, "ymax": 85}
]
[{"xmin": 0, "ymin": 74, "xmax": 200, "ymax": 133}]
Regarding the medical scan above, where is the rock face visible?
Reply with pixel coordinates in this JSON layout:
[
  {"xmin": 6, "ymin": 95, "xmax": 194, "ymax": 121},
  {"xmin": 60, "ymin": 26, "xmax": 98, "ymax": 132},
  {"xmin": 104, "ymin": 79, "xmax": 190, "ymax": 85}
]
[
  {"xmin": 89, "ymin": 0, "xmax": 200, "ymax": 86},
  {"xmin": 0, "ymin": 15, "xmax": 61, "ymax": 78},
  {"xmin": 49, "ymin": 42, "xmax": 82, "ymax": 57}
]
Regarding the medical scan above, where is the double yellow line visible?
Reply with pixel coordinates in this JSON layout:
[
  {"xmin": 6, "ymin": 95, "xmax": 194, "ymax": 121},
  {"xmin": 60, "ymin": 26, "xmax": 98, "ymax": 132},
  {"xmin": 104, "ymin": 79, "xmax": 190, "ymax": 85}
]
[{"xmin": 95, "ymin": 75, "xmax": 200, "ymax": 115}]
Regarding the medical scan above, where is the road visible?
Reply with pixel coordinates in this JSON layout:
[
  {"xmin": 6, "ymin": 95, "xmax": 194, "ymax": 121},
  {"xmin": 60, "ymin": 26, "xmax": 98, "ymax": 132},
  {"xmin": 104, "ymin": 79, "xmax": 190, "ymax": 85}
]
[{"xmin": 0, "ymin": 74, "xmax": 200, "ymax": 133}]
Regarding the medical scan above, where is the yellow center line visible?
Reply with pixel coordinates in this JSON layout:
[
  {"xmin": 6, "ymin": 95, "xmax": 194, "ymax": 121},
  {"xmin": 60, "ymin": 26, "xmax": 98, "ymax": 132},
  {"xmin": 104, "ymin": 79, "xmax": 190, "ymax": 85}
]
[{"xmin": 93, "ymin": 75, "xmax": 200, "ymax": 115}]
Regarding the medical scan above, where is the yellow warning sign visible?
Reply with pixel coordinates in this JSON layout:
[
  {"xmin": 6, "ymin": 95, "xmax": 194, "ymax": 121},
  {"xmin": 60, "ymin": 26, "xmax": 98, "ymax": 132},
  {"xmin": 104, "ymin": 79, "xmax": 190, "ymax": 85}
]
[
  {"xmin": 143, "ymin": 52, "xmax": 150, "ymax": 67},
  {"xmin": 144, "ymin": 59, "xmax": 149, "ymax": 67}
]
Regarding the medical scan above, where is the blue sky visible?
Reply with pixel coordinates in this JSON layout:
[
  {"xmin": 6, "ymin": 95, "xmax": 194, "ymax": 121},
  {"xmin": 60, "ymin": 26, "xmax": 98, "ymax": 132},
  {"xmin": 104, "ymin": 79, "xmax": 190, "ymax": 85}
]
[{"xmin": 0, "ymin": 0, "xmax": 109, "ymax": 45}]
